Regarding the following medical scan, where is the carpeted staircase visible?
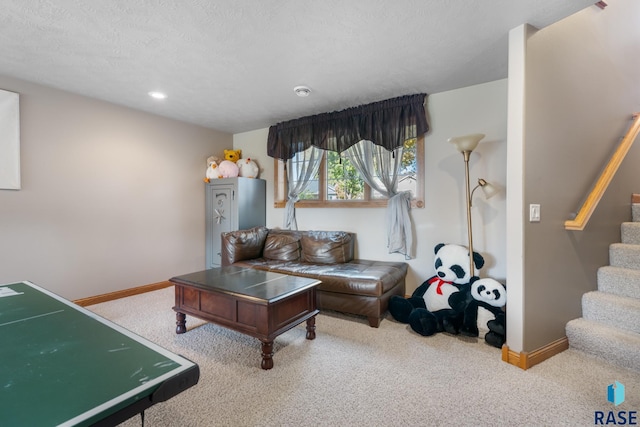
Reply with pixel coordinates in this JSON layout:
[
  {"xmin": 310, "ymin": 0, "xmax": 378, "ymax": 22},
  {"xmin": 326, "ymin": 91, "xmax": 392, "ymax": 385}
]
[{"xmin": 566, "ymin": 202, "xmax": 640, "ymax": 372}]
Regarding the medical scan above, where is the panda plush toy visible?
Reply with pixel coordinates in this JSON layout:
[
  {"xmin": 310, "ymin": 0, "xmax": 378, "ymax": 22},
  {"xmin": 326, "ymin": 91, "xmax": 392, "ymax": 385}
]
[
  {"xmin": 449, "ymin": 277, "xmax": 507, "ymax": 348},
  {"xmin": 388, "ymin": 243, "xmax": 484, "ymax": 336}
]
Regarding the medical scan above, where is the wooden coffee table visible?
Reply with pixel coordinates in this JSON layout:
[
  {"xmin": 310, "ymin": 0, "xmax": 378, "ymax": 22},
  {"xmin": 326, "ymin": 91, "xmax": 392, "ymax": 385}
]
[{"xmin": 170, "ymin": 267, "xmax": 320, "ymax": 370}]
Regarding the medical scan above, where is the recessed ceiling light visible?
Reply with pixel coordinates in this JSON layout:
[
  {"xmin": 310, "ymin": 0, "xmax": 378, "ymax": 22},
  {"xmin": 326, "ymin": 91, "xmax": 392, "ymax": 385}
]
[
  {"xmin": 293, "ymin": 86, "xmax": 311, "ymax": 97},
  {"xmin": 148, "ymin": 91, "xmax": 167, "ymax": 100}
]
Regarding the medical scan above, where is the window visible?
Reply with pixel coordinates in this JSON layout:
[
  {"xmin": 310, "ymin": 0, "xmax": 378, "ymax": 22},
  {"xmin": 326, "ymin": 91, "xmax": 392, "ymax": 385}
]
[{"xmin": 274, "ymin": 136, "xmax": 424, "ymax": 208}]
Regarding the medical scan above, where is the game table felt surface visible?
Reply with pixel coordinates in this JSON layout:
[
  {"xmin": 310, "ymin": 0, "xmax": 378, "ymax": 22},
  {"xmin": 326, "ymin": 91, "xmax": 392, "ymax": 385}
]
[{"xmin": 0, "ymin": 281, "xmax": 198, "ymax": 427}]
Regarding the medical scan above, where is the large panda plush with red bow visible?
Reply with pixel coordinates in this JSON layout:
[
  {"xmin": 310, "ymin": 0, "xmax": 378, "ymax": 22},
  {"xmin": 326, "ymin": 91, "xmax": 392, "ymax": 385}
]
[{"xmin": 388, "ymin": 243, "xmax": 484, "ymax": 336}]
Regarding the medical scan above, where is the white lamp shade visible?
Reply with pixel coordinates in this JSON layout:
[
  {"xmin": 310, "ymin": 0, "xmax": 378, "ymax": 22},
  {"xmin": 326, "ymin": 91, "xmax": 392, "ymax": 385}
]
[
  {"xmin": 448, "ymin": 133, "xmax": 485, "ymax": 153},
  {"xmin": 480, "ymin": 181, "xmax": 499, "ymax": 199}
]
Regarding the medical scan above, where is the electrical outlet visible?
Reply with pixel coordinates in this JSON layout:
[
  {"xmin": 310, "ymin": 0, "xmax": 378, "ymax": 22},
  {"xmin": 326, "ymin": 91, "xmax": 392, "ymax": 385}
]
[{"xmin": 530, "ymin": 204, "xmax": 540, "ymax": 222}]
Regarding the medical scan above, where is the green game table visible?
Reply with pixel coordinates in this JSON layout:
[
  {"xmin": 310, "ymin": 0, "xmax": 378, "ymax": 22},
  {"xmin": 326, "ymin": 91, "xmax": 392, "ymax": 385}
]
[{"xmin": 0, "ymin": 281, "xmax": 199, "ymax": 426}]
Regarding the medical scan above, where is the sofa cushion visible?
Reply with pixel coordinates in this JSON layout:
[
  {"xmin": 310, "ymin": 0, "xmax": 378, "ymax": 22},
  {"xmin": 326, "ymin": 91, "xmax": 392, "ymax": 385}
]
[
  {"xmin": 234, "ymin": 258, "xmax": 407, "ymax": 297},
  {"xmin": 301, "ymin": 231, "xmax": 354, "ymax": 264},
  {"xmin": 263, "ymin": 232, "xmax": 302, "ymax": 261},
  {"xmin": 221, "ymin": 226, "xmax": 268, "ymax": 264}
]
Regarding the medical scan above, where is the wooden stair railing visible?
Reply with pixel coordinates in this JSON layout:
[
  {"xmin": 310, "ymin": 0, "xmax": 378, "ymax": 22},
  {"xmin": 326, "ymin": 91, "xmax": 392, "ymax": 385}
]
[{"xmin": 565, "ymin": 113, "xmax": 640, "ymax": 231}]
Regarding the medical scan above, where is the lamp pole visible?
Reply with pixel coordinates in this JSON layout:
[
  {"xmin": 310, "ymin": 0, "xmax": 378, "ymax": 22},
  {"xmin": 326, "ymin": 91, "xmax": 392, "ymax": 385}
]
[
  {"xmin": 462, "ymin": 150, "xmax": 475, "ymax": 277},
  {"xmin": 448, "ymin": 133, "xmax": 485, "ymax": 277}
]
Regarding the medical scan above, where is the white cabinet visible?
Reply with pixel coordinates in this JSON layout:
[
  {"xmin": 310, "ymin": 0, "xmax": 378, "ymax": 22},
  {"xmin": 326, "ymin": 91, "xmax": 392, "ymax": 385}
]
[{"xmin": 205, "ymin": 178, "xmax": 266, "ymax": 268}]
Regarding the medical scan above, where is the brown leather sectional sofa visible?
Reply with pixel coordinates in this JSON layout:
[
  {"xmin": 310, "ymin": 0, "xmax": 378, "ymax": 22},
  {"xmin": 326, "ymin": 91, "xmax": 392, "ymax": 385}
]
[{"xmin": 220, "ymin": 226, "xmax": 408, "ymax": 327}]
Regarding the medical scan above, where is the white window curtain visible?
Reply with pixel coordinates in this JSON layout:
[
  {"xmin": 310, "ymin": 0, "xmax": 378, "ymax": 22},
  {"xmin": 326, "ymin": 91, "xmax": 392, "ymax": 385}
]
[
  {"xmin": 346, "ymin": 140, "xmax": 413, "ymax": 259},
  {"xmin": 284, "ymin": 146, "xmax": 323, "ymax": 230}
]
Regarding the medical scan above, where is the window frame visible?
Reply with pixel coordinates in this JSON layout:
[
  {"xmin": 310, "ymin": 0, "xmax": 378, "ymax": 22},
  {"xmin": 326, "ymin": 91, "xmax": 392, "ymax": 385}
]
[{"xmin": 273, "ymin": 136, "xmax": 425, "ymax": 209}]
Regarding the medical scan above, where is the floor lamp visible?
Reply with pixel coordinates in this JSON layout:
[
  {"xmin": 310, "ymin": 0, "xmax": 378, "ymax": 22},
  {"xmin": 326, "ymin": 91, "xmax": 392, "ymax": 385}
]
[{"xmin": 448, "ymin": 133, "xmax": 498, "ymax": 276}]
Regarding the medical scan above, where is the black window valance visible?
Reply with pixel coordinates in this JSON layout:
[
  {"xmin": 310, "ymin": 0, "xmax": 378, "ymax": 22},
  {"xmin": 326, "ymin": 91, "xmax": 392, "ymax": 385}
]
[{"xmin": 267, "ymin": 93, "xmax": 429, "ymax": 161}]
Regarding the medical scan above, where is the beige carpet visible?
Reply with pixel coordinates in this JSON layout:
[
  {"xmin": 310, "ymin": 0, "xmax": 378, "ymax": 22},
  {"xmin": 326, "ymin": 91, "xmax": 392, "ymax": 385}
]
[{"xmin": 88, "ymin": 287, "xmax": 640, "ymax": 426}]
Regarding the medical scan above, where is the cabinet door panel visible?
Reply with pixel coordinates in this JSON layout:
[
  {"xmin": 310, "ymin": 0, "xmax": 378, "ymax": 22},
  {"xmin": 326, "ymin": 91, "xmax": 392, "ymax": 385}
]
[
  {"xmin": 206, "ymin": 185, "xmax": 235, "ymax": 268},
  {"xmin": 205, "ymin": 178, "xmax": 266, "ymax": 269}
]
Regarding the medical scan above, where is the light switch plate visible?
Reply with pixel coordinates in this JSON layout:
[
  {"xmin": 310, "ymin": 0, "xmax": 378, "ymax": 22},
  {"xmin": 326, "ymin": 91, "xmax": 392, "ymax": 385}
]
[{"xmin": 530, "ymin": 204, "xmax": 540, "ymax": 222}]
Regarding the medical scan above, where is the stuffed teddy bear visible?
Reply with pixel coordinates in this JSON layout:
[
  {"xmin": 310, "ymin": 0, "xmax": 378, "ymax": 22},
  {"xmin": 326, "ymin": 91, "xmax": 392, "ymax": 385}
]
[
  {"xmin": 224, "ymin": 149, "xmax": 242, "ymax": 163},
  {"xmin": 449, "ymin": 277, "xmax": 506, "ymax": 348},
  {"xmin": 217, "ymin": 160, "xmax": 239, "ymax": 178},
  {"xmin": 388, "ymin": 243, "xmax": 484, "ymax": 336},
  {"xmin": 236, "ymin": 157, "xmax": 259, "ymax": 178},
  {"xmin": 204, "ymin": 156, "xmax": 221, "ymax": 183}
]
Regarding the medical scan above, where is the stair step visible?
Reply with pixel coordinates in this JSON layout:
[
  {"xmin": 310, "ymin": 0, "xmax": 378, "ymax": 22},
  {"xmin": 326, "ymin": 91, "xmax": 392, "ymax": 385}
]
[
  {"xmin": 566, "ymin": 318, "xmax": 640, "ymax": 372},
  {"xmin": 598, "ymin": 266, "xmax": 640, "ymax": 299},
  {"xmin": 609, "ymin": 243, "xmax": 640, "ymax": 270},
  {"xmin": 621, "ymin": 222, "xmax": 640, "ymax": 244},
  {"xmin": 582, "ymin": 291, "xmax": 640, "ymax": 335}
]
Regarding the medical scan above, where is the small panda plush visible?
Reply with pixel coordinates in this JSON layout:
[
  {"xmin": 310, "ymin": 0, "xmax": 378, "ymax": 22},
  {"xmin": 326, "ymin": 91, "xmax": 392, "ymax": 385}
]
[
  {"xmin": 388, "ymin": 243, "xmax": 484, "ymax": 336},
  {"xmin": 449, "ymin": 277, "xmax": 507, "ymax": 348}
]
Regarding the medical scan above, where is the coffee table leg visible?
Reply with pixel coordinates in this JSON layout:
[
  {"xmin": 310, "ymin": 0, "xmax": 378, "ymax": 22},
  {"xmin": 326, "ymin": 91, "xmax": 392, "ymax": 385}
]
[
  {"xmin": 175, "ymin": 312, "xmax": 187, "ymax": 334},
  {"xmin": 306, "ymin": 316, "xmax": 316, "ymax": 340},
  {"xmin": 261, "ymin": 340, "xmax": 274, "ymax": 370}
]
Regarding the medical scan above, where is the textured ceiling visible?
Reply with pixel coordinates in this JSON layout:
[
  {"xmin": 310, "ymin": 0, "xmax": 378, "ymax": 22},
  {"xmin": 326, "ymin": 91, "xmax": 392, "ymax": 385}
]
[{"xmin": 0, "ymin": 0, "xmax": 596, "ymax": 134}]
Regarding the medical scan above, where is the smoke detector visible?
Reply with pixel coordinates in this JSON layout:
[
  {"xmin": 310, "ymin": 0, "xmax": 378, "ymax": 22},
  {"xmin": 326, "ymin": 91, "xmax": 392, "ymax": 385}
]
[{"xmin": 293, "ymin": 86, "xmax": 312, "ymax": 97}]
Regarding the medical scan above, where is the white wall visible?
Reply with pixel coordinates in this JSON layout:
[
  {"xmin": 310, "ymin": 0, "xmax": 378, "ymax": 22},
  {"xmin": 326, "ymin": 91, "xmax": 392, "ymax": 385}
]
[
  {"xmin": 505, "ymin": 24, "xmax": 533, "ymax": 353},
  {"xmin": 234, "ymin": 79, "xmax": 508, "ymax": 294},
  {"xmin": 519, "ymin": 0, "xmax": 640, "ymax": 351},
  {"xmin": 0, "ymin": 75, "xmax": 231, "ymax": 300}
]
